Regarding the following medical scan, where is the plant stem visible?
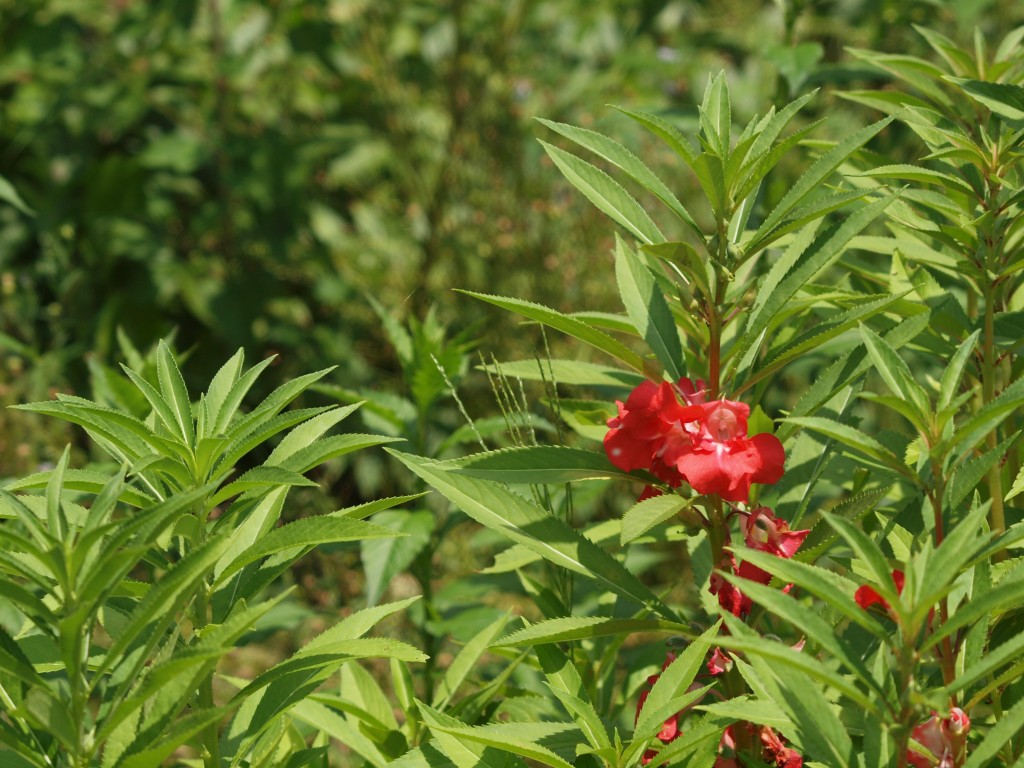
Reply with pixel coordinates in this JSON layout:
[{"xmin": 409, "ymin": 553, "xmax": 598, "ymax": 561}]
[
  {"xmin": 981, "ymin": 280, "xmax": 1006, "ymax": 538},
  {"xmin": 195, "ymin": 580, "xmax": 221, "ymax": 768}
]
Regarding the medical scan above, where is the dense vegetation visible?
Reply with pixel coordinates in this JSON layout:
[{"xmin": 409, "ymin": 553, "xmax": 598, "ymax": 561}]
[{"xmin": 2, "ymin": 1, "xmax": 1024, "ymax": 766}]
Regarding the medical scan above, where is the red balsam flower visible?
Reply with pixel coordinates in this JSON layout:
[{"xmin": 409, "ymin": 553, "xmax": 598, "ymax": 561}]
[
  {"xmin": 907, "ymin": 708, "xmax": 970, "ymax": 768},
  {"xmin": 855, "ymin": 570, "xmax": 905, "ymax": 613},
  {"xmin": 604, "ymin": 378, "xmax": 784, "ymax": 503}
]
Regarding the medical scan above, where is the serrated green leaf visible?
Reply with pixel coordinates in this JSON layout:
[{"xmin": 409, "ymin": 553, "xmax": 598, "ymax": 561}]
[
  {"xmin": 216, "ymin": 516, "xmax": 399, "ymax": 584},
  {"xmin": 748, "ymin": 116, "xmax": 892, "ymax": 247},
  {"xmin": 538, "ymin": 118, "xmax": 701, "ymax": 237},
  {"xmin": 210, "ymin": 465, "xmax": 318, "ymax": 508},
  {"xmin": 495, "ymin": 616, "xmax": 690, "ymax": 647},
  {"xmin": 615, "ymin": 237, "xmax": 685, "ymax": 380},
  {"xmin": 460, "ymin": 292, "xmax": 646, "ymax": 372},
  {"xmin": 540, "ymin": 140, "xmax": 664, "ymax": 245},
  {"xmin": 950, "ymin": 78, "xmax": 1024, "ymax": 121},
  {"xmin": 391, "ymin": 451, "xmax": 680, "ymax": 621},
  {"xmin": 477, "ymin": 359, "xmax": 645, "ymax": 388},
  {"xmin": 433, "ymin": 612, "xmax": 510, "ymax": 709},
  {"xmin": 621, "ymin": 493, "xmax": 688, "ymax": 545},
  {"xmin": 452, "ymin": 446, "xmax": 632, "ymax": 484}
]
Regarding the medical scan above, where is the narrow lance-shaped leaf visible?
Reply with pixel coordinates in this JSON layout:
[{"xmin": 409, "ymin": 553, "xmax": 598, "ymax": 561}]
[
  {"xmin": 540, "ymin": 140, "xmax": 665, "ymax": 245},
  {"xmin": 615, "ymin": 236, "xmax": 686, "ymax": 380},
  {"xmin": 390, "ymin": 450, "xmax": 681, "ymax": 621},
  {"xmin": 538, "ymin": 118, "xmax": 701, "ymax": 237}
]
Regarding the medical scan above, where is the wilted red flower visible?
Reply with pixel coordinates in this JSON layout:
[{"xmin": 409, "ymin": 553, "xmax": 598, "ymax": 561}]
[
  {"xmin": 907, "ymin": 708, "xmax": 970, "ymax": 768},
  {"xmin": 739, "ymin": 507, "xmax": 810, "ymax": 584},
  {"xmin": 715, "ymin": 723, "xmax": 803, "ymax": 768},
  {"xmin": 710, "ymin": 509, "xmax": 807, "ymax": 618},
  {"xmin": 604, "ymin": 379, "xmax": 785, "ymax": 503},
  {"xmin": 855, "ymin": 570, "xmax": 905, "ymax": 613},
  {"xmin": 707, "ymin": 647, "xmax": 732, "ymax": 676}
]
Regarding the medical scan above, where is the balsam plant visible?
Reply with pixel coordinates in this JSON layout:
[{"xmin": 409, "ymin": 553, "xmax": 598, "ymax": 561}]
[
  {"xmin": 0, "ymin": 343, "xmax": 426, "ymax": 767},
  {"xmin": 380, "ymin": 25, "xmax": 1024, "ymax": 768}
]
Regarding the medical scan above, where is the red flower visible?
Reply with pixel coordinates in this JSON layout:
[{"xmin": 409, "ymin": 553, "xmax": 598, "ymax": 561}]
[
  {"xmin": 739, "ymin": 507, "xmax": 810, "ymax": 584},
  {"xmin": 604, "ymin": 379, "xmax": 785, "ymax": 503},
  {"xmin": 855, "ymin": 570, "xmax": 905, "ymax": 613},
  {"xmin": 707, "ymin": 647, "xmax": 732, "ymax": 676},
  {"xmin": 604, "ymin": 380, "xmax": 702, "ymax": 485},
  {"xmin": 670, "ymin": 400, "xmax": 785, "ymax": 503},
  {"xmin": 710, "ymin": 553, "xmax": 753, "ymax": 618},
  {"xmin": 635, "ymin": 652, "xmax": 694, "ymax": 766},
  {"xmin": 907, "ymin": 708, "xmax": 970, "ymax": 768},
  {"xmin": 715, "ymin": 724, "xmax": 803, "ymax": 768}
]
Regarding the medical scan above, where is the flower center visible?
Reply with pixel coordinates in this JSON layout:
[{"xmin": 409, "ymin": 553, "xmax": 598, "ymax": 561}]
[{"xmin": 707, "ymin": 406, "xmax": 740, "ymax": 442}]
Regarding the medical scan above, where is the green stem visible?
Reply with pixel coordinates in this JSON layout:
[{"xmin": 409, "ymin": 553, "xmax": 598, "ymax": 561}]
[
  {"xmin": 981, "ymin": 279, "xmax": 1006, "ymax": 538},
  {"xmin": 194, "ymin": 582, "xmax": 220, "ymax": 768}
]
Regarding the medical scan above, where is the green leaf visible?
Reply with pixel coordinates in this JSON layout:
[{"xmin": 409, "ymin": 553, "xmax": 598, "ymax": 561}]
[
  {"xmin": 699, "ymin": 72, "xmax": 731, "ymax": 159},
  {"xmin": 784, "ymin": 416, "xmax": 910, "ymax": 477},
  {"xmin": 631, "ymin": 622, "xmax": 720, "ymax": 759},
  {"xmin": 853, "ymin": 163, "xmax": 974, "ymax": 195},
  {"xmin": 361, "ymin": 509, "xmax": 434, "ymax": 606},
  {"xmin": 433, "ymin": 612, "xmax": 511, "ymax": 709},
  {"xmin": 824, "ymin": 512, "xmax": 904, "ymax": 621},
  {"xmin": 0, "ymin": 174, "xmax": 35, "ymax": 216},
  {"xmin": 611, "ymin": 106, "xmax": 699, "ymax": 169},
  {"xmin": 460, "ymin": 292, "xmax": 646, "ymax": 372},
  {"xmin": 265, "ymin": 404, "xmax": 362, "ymax": 465},
  {"xmin": 203, "ymin": 349, "xmax": 245, "ymax": 437},
  {"xmin": 621, "ymin": 493, "xmax": 688, "ymax": 545},
  {"xmin": 226, "ymin": 365, "xmax": 337, "ymax": 438},
  {"xmin": 748, "ymin": 116, "xmax": 892, "ymax": 246},
  {"xmin": 614, "ymin": 237, "xmax": 686, "ymax": 380},
  {"xmin": 859, "ymin": 325, "xmax": 932, "ymax": 430},
  {"xmin": 156, "ymin": 340, "xmax": 195, "ymax": 445},
  {"xmin": 209, "ymin": 465, "xmax": 318, "ymax": 507},
  {"xmin": 949, "ymin": 78, "xmax": 1024, "ymax": 121},
  {"xmin": 215, "ymin": 516, "xmax": 399, "ymax": 584},
  {"xmin": 213, "ymin": 406, "xmax": 336, "ymax": 476},
  {"xmin": 954, "ymin": 375, "xmax": 1024, "ymax": 456},
  {"xmin": 732, "ymin": 194, "xmax": 894, "ymax": 373},
  {"xmin": 938, "ymin": 330, "xmax": 981, "ymax": 412},
  {"xmin": 533, "ymin": 643, "xmax": 610, "ymax": 751},
  {"xmin": 452, "ymin": 446, "xmax": 633, "ymax": 484},
  {"xmin": 477, "ymin": 359, "xmax": 645, "ymax": 388},
  {"xmin": 538, "ymin": 118, "xmax": 701, "ymax": 237},
  {"xmin": 539, "ymin": 140, "xmax": 665, "ymax": 245},
  {"xmin": 390, "ymin": 451, "xmax": 680, "ymax": 621},
  {"xmin": 290, "ymin": 700, "xmax": 389, "ymax": 768},
  {"xmin": 418, "ymin": 704, "xmax": 577, "ymax": 768},
  {"xmin": 119, "ymin": 706, "xmax": 233, "ymax": 768},
  {"xmin": 494, "ymin": 616, "xmax": 691, "ymax": 647},
  {"xmin": 962, "ymin": 696, "xmax": 1024, "ymax": 768}
]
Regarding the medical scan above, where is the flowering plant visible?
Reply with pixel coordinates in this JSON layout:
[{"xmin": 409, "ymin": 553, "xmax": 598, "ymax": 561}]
[{"xmin": 389, "ymin": 25, "xmax": 1024, "ymax": 768}]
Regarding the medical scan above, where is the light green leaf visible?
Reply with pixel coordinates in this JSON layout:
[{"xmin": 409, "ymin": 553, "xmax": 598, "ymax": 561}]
[
  {"xmin": 539, "ymin": 140, "xmax": 665, "ymax": 245},
  {"xmin": 460, "ymin": 292, "xmax": 646, "ymax": 372},
  {"xmin": 433, "ymin": 612, "xmax": 511, "ymax": 709},
  {"xmin": 538, "ymin": 118, "xmax": 701, "ymax": 237},
  {"xmin": 216, "ymin": 516, "xmax": 399, "ymax": 584},
  {"xmin": 391, "ymin": 451, "xmax": 680, "ymax": 621},
  {"xmin": 156, "ymin": 340, "xmax": 195, "ymax": 446},
  {"xmin": 209, "ymin": 465, "xmax": 318, "ymax": 507},
  {"xmin": 615, "ymin": 237, "xmax": 686, "ymax": 380},
  {"xmin": 495, "ymin": 616, "xmax": 691, "ymax": 647},
  {"xmin": 452, "ymin": 446, "xmax": 633, "ymax": 484},
  {"xmin": 621, "ymin": 493, "xmax": 688, "ymax": 545},
  {"xmin": 477, "ymin": 359, "xmax": 644, "ymax": 388}
]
